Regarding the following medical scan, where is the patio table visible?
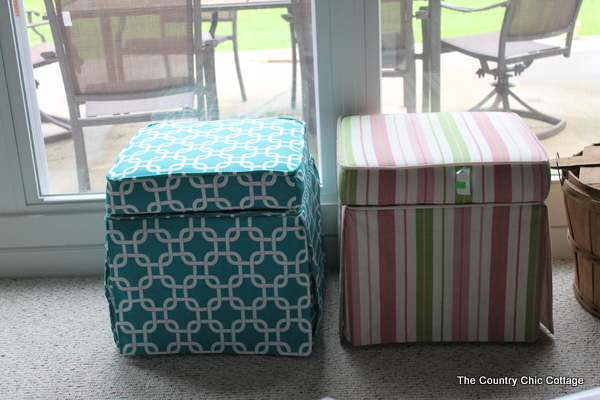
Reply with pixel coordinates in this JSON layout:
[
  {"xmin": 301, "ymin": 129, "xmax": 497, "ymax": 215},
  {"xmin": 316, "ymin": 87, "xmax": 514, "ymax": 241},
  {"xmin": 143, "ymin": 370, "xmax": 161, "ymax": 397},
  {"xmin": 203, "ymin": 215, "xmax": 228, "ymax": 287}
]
[
  {"xmin": 57, "ymin": 0, "xmax": 442, "ymax": 120},
  {"xmin": 203, "ymin": 0, "xmax": 291, "ymax": 11},
  {"xmin": 201, "ymin": 0, "xmax": 293, "ymax": 117},
  {"xmin": 202, "ymin": 0, "xmax": 442, "ymax": 113}
]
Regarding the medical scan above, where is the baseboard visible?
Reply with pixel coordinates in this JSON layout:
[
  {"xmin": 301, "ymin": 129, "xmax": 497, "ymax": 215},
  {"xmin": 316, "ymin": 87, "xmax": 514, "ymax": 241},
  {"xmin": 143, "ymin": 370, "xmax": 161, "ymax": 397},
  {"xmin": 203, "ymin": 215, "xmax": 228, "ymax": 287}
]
[{"xmin": 0, "ymin": 244, "xmax": 105, "ymax": 278}]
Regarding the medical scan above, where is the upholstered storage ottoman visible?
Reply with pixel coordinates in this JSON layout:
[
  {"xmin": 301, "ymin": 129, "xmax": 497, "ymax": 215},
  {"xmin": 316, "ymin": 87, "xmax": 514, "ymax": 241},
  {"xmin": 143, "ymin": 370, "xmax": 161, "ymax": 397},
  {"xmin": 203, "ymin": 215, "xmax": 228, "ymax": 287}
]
[
  {"xmin": 337, "ymin": 112, "xmax": 554, "ymax": 346},
  {"xmin": 104, "ymin": 118, "xmax": 325, "ymax": 356}
]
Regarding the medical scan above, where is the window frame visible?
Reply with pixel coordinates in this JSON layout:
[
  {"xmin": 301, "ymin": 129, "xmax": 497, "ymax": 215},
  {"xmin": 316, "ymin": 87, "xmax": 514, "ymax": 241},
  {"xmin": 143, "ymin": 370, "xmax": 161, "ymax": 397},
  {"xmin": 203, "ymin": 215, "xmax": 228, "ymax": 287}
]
[
  {"xmin": 1, "ymin": 0, "xmax": 383, "ymax": 276},
  {"xmin": 0, "ymin": 0, "xmax": 570, "ymax": 277},
  {"xmin": 1, "ymin": 0, "xmax": 107, "ymax": 214},
  {"xmin": 1, "ymin": 0, "xmax": 382, "ymax": 213}
]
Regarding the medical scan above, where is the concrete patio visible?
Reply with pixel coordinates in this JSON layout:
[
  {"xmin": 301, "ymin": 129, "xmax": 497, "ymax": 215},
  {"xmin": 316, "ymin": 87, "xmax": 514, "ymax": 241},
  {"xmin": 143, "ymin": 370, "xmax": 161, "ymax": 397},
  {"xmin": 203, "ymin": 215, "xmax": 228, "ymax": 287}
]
[{"xmin": 33, "ymin": 36, "xmax": 600, "ymax": 194}]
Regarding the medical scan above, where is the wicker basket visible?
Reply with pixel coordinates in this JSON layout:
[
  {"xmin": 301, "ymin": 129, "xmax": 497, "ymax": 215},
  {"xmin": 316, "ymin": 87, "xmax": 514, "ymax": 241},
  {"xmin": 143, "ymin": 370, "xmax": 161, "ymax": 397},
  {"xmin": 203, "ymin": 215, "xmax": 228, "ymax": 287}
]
[{"xmin": 560, "ymin": 168, "xmax": 600, "ymax": 318}]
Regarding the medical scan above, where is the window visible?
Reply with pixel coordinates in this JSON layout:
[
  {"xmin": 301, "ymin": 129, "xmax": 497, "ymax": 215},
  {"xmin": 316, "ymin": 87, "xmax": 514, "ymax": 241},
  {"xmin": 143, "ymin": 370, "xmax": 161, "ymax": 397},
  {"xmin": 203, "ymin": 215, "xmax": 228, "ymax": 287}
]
[
  {"xmin": 21, "ymin": 0, "xmax": 321, "ymax": 196},
  {"xmin": 379, "ymin": 0, "xmax": 600, "ymax": 162},
  {"xmin": 0, "ymin": 0, "xmax": 586, "ymax": 276}
]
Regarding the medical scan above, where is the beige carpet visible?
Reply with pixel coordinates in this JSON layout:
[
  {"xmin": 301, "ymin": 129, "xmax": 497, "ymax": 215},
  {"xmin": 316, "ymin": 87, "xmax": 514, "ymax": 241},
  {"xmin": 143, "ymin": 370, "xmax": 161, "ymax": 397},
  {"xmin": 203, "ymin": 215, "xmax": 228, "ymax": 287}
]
[{"xmin": 1, "ymin": 260, "xmax": 599, "ymax": 400}]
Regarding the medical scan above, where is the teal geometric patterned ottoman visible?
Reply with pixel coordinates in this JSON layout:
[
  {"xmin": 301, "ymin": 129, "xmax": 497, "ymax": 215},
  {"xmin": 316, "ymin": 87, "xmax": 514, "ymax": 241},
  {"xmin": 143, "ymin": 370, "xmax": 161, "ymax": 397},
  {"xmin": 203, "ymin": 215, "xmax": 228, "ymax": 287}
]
[{"xmin": 104, "ymin": 118, "xmax": 325, "ymax": 356}]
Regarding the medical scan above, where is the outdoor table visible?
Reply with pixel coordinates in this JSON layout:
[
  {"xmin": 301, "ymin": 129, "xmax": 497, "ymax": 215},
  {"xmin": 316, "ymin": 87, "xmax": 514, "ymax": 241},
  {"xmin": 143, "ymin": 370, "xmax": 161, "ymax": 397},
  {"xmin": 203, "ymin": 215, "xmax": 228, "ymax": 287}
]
[
  {"xmin": 204, "ymin": 0, "xmax": 442, "ymax": 113},
  {"xmin": 203, "ymin": 0, "xmax": 291, "ymax": 11}
]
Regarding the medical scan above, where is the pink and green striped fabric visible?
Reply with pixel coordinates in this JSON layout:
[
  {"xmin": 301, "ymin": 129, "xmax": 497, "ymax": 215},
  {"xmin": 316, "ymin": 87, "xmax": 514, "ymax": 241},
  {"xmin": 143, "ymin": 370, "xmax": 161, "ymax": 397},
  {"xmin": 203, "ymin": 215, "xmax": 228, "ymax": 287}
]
[
  {"xmin": 339, "ymin": 204, "xmax": 553, "ymax": 345},
  {"xmin": 337, "ymin": 112, "xmax": 551, "ymax": 206}
]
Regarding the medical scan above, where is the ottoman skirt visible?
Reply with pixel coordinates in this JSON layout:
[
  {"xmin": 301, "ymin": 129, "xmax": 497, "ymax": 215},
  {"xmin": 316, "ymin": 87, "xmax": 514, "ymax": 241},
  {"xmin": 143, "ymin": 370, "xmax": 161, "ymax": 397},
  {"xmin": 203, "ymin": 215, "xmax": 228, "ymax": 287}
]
[{"xmin": 339, "ymin": 203, "xmax": 552, "ymax": 346}]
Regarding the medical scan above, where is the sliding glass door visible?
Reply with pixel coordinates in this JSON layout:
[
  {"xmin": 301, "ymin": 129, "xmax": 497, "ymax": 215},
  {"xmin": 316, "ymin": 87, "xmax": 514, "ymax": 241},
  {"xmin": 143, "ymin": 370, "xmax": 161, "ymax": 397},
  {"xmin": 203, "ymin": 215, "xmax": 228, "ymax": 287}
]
[{"xmin": 15, "ymin": 0, "xmax": 318, "ymax": 196}]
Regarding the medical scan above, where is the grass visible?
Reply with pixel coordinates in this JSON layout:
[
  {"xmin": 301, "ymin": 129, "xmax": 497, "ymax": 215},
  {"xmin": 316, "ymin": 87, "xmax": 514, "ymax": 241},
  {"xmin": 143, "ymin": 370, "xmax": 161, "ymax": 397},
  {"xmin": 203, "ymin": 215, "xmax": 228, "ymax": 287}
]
[
  {"xmin": 23, "ymin": 0, "xmax": 600, "ymax": 51},
  {"xmin": 438, "ymin": 0, "xmax": 600, "ymax": 39}
]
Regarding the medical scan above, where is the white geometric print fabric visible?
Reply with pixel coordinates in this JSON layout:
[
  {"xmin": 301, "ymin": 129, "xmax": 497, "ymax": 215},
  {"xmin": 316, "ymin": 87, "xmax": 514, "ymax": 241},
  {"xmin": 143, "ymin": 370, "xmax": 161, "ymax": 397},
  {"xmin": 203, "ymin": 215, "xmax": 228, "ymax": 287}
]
[
  {"xmin": 104, "ymin": 118, "xmax": 325, "ymax": 356},
  {"xmin": 106, "ymin": 118, "xmax": 309, "ymax": 215}
]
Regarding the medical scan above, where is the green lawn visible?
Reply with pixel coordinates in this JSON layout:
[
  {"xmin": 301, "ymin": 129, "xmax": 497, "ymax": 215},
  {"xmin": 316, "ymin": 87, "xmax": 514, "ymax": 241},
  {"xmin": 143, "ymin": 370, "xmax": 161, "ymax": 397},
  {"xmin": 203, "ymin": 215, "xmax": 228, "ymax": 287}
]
[
  {"xmin": 437, "ymin": 0, "xmax": 600, "ymax": 39},
  {"xmin": 23, "ymin": 0, "xmax": 600, "ymax": 50}
]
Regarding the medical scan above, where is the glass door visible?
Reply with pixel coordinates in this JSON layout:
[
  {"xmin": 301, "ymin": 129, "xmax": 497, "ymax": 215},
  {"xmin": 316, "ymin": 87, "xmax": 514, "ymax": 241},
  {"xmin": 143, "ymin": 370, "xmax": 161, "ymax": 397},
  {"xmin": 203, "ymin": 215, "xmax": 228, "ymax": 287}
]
[
  {"xmin": 380, "ymin": 0, "xmax": 600, "ymax": 160},
  {"xmin": 19, "ymin": 0, "xmax": 317, "ymax": 196}
]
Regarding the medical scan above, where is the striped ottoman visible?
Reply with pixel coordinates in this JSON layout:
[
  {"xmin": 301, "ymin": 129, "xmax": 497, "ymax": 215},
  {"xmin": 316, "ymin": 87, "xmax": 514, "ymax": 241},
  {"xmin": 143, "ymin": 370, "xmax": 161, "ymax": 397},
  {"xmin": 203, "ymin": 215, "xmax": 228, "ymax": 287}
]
[
  {"xmin": 337, "ymin": 112, "xmax": 553, "ymax": 345},
  {"xmin": 104, "ymin": 118, "xmax": 325, "ymax": 356}
]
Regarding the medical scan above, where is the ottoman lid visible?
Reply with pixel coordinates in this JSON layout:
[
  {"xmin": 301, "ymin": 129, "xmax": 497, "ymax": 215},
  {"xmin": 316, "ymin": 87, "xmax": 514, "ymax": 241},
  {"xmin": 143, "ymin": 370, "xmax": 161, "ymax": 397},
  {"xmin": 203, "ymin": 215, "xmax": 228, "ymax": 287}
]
[
  {"xmin": 106, "ymin": 118, "xmax": 312, "ymax": 215},
  {"xmin": 337, "ymin": 112, "xmax": 551, "ymax": 206}
]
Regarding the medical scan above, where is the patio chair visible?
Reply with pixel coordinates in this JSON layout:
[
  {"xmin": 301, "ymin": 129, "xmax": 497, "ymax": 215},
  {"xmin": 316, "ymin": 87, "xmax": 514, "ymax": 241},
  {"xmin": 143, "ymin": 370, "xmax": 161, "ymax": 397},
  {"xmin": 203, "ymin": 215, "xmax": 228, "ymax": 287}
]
[
  {"xmin": 282, "ymin": 0, "xmax": 316, "ymax": 136},
  {"xmin": 26, "ymin": 9, "xmax": 72, "ymax": 141},
  {"xmin": 381, "ymin": 0, "xmax": 417, "ymax": 113},
  {"xmin": 202, "ymin": 10, "xmax": 246, "ymax": 101},
  {"xmin": 441, "ymin": 0, "xmax": 584, "ymax": 139},
  {"xmin": 283, "ymin": 0, "xmax": 418, "ymax": 114},
  {"xmin": 43, "ymin": 0, "xmax": 216, "ymax": 192},
  {"xmin": 280, "ymin": 8, "xmax": 298, "ymax": 110},
  {"xmin": 26, "ymin": 10, "xmax": 58, "ymax": 69}
]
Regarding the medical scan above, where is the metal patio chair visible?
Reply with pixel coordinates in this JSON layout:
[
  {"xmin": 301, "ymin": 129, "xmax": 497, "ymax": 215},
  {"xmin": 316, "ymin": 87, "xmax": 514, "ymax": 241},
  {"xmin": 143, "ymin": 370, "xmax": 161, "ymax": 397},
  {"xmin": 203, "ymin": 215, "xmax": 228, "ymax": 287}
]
[
  {"xmin": 282, "ymin": 0, "xmax": 316, "ymax": 136},
  {"xmin": 284, "ymin": 0, "xmax": 418, "ymax": 114},
  {"xmin": 26, "ymin": 9, "xmax": 72, "ymax": 142},
  {"xmin": 202, "ymin": 10, "xmax": 247, "ymax": 101},
  {"xmin": 44, "ymin": 0, "xmax": 216, "ymax": 192},
  {"xmin": 26, "ymin": 10, "xmax": 58, "ymax": 69},
  {"xmin": 441, "ymin": 0, "xmax": 584, "ymax": 139},
  {"xmin": 381, "ymin": 0, "xmax": 417, "ymax": 113}
]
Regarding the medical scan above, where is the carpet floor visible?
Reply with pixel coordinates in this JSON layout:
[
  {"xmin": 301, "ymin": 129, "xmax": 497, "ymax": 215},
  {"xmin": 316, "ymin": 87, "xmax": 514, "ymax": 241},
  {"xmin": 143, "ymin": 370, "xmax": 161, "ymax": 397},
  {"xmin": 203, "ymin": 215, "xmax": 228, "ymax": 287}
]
[{"xmin": 1, "ymin": 260, "xmax": 599, "ymax": 400}]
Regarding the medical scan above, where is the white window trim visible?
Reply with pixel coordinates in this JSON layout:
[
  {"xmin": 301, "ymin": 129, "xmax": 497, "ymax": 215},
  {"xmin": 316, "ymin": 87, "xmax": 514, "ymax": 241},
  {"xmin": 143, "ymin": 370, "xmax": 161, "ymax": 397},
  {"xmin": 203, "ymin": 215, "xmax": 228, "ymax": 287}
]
[{"xmin": 0, "ymin": 0, "xmax": 570, "ymax": 278}]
